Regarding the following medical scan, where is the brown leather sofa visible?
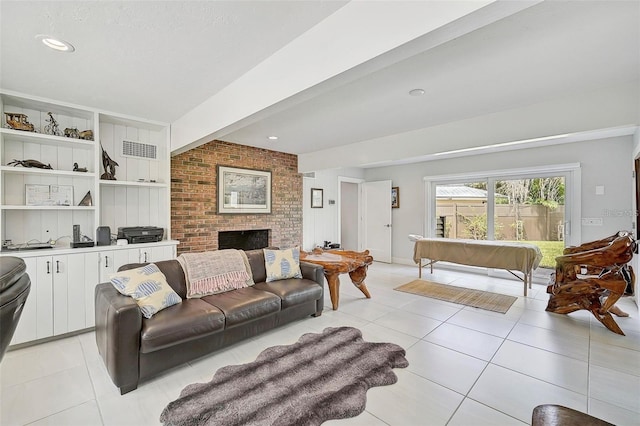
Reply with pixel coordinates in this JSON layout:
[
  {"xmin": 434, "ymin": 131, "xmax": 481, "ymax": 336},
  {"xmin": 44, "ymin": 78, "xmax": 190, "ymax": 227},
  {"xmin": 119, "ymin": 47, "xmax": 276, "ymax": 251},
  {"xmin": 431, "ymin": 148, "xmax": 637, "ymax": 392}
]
[{"xmin": 95, "ymin": 248, "xmax": 324, "ymax": 394}]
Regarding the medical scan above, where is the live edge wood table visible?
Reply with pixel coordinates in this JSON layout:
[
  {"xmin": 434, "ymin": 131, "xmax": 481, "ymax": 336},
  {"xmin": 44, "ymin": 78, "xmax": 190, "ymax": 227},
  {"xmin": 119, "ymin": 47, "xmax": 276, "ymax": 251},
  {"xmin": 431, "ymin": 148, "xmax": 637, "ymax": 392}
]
[{"xmin": 300, "ymin": 249, "xmax": 374, "ymax": 310}]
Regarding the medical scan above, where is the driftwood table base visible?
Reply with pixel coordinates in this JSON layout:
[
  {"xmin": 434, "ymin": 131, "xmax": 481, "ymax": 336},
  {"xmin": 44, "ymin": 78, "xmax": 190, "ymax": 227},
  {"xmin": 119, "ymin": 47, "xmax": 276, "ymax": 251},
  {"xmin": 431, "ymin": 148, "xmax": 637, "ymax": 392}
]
[
  {"xmin": 546, "ymin": 231, "xmax": 635, "ymax": 335},
  {"xmin": 301, "ymin": 249, "xmax": 373, "ymax": 310}
]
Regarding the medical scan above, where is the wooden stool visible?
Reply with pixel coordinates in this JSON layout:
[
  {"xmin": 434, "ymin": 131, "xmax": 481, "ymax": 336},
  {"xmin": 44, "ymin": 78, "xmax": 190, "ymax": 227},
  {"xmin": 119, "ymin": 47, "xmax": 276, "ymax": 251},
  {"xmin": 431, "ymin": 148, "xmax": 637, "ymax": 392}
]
[{"xmin": 532, "ymin": 404, "xmax": 613, "ymax": 426}]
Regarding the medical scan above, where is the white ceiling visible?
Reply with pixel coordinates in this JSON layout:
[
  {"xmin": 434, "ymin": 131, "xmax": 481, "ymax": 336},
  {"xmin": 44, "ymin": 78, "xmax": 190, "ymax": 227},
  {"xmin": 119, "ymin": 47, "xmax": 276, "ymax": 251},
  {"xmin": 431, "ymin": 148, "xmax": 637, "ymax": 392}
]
[
  {"xmin": 2, "ymin": 1, "xmax": 639, "ymax": 169},
  {"xmin": 0, "ymin": 0, "xmax": 347, "ymax": 122}
]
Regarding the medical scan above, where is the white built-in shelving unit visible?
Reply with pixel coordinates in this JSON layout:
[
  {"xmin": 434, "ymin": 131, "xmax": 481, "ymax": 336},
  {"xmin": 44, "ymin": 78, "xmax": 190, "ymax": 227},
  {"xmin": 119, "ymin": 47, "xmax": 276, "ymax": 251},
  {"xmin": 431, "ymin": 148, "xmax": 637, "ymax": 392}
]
[{"xmin": 0, "ymin": 90, "xmax": 177, "ymax": 346}]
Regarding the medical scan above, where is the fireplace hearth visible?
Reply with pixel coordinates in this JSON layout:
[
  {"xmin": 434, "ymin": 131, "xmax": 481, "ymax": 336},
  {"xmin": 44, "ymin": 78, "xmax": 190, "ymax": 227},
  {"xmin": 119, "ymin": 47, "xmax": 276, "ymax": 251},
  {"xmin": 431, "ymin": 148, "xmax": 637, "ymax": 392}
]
[{"xmin": 218, "ymin": 229, "xmax": 270, "ymax": 251}]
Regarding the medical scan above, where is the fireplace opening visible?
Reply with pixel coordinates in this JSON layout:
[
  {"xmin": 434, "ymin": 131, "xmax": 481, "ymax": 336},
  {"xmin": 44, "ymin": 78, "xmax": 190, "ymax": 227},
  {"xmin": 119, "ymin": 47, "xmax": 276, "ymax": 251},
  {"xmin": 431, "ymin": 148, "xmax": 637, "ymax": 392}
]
[{"xmin": 218, "ymin": 229, "xmax": 270, "ymax": 251}]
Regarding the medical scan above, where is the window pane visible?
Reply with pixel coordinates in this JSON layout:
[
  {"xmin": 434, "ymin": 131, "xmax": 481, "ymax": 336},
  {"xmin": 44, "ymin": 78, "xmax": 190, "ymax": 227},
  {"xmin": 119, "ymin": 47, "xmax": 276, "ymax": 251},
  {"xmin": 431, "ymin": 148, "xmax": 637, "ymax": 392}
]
[
  {"xmin": 494, "ymin": 177, "xmax": 565, "ymax": 268},
  {"xmin": 436, "ymin": 183, "xmax": 488, "ymax": 240}
]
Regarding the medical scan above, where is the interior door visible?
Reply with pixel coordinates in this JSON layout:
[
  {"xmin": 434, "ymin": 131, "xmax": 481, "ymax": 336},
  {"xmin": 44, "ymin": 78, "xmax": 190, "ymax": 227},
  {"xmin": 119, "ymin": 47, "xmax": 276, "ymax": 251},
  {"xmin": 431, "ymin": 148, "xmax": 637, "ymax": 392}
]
[{"xmin": 364, "ymin": 180, "xmax": 392, "ymax": 263}]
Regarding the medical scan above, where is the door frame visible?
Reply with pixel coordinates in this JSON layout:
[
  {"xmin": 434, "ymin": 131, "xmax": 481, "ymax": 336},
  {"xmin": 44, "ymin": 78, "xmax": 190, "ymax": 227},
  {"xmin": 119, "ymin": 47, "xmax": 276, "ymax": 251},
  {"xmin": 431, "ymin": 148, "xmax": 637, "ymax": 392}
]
[{"xmin": 337, "ymin": 176, "xmax": 365, "ymax": 251}]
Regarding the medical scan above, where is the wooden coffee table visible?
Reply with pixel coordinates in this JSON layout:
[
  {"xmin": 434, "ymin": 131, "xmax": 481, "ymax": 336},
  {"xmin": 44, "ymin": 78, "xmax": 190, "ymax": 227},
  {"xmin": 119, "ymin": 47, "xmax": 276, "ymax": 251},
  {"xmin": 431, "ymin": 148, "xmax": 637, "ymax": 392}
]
[{"xmin": 300, "ymin": 249, "xmax": 373, "ymax": 310}]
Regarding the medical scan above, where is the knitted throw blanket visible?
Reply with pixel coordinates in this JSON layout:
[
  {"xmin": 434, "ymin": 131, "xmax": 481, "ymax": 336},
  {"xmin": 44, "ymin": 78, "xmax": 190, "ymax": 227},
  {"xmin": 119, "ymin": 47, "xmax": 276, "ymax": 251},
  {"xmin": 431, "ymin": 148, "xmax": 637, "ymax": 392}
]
[{"xmin": 177, "ymin": 250, "xmax": 254, "ymax": 298}]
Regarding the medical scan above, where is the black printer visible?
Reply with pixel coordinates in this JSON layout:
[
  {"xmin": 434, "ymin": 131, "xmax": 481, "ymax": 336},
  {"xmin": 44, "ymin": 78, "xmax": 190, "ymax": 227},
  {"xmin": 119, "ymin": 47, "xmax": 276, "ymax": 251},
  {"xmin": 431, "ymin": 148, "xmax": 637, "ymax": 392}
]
[{"xmin": 117, "ymin": 226, "xmax": 164, "ymax": 244}]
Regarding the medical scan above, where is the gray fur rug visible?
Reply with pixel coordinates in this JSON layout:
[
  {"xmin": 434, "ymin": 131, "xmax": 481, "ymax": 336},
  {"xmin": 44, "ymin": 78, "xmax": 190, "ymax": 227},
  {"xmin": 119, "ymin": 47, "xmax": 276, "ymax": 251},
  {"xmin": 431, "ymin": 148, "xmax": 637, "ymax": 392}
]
[{"xmin": 159, "ymin": 326, "xmax": 408, "ymax": 425}]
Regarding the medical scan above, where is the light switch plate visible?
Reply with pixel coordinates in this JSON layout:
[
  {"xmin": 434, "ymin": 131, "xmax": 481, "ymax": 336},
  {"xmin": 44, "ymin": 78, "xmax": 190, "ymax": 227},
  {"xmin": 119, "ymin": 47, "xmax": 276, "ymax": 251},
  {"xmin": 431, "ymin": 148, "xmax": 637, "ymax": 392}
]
[{"xmin": 581, "ymin": 218, "xmax": 603, "ymax": 226}]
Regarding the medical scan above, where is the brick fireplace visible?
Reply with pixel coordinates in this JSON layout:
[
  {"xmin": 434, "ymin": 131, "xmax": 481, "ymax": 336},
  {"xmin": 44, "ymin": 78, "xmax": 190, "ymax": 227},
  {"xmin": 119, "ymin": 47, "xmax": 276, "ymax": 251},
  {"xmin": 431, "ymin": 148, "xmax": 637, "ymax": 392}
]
[{"xmin": 171, "ymin": 140, "xmax": 302, "ymax": 255}]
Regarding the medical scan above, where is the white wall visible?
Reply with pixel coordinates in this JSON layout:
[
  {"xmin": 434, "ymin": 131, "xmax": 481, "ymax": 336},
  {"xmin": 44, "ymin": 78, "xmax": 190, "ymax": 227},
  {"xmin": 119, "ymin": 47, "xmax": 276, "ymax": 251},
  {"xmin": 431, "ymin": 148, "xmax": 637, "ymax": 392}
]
[
  {"xmin": 362, "ymin": 136, "xmax": 634, "ymax": 264},
  {"xmin": 302, "ymin": 168, "xmax": 364, "ymax": 250},
  {"xmin": 340, "ymin": 181, "xmax": 359, "ymax": 250}
]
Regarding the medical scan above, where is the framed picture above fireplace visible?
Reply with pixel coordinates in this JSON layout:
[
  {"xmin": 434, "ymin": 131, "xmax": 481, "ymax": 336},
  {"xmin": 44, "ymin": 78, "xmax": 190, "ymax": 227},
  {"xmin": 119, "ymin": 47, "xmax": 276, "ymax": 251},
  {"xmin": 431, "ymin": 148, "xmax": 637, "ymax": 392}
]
[{"xmin": 217, "ymin": 166, "xmax": 272, "ymax": 214}]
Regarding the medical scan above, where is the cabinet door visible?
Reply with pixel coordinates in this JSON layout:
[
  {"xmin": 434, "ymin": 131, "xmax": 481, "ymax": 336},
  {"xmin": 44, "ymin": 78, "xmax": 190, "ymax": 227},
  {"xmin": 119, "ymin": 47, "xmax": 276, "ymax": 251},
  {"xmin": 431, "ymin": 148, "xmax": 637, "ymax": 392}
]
[
  {"xmin": 84, "ymin": 253, "xmax": 100, "ymax": 328},
  {"xmin": 60, "ymin": 253, "xmax": 97, "ymax": 333},
  {"xmin": 36, "ymin": 257, "xmax": 54, "ymax": 339},
  {"xmin": 98, "ymin": 248, "xmax": 140, "ymax": 282},
  {"xmin": 9, "ymin": 257, "xmax": 38, "ymax": 345},
  {"xmin": 139, "ymin": 245, "xmax": 174, "ymax": 263},
  {"xmin": 98, "ymin": 250, "xmax": 116, "ymax": 283},
  {"xmin": 52, "ymin": 255, "xmax": 69, "ymax": 335}
]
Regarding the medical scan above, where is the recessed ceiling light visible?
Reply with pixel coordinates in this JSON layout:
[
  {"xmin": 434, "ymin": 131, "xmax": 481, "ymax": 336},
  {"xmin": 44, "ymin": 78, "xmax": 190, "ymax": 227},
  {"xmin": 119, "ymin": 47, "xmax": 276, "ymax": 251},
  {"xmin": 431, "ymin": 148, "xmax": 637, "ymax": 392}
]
[
  {"xmin": 36, "ymin": 35, "xmax": 75, "ymax": 52},
  {"xmin": 268, "ymin": 136, "xmax": 278, "ymax": 140},
  {"xmin": 408, "ymin": 88, "xmax": 425, "ymax": 96}
]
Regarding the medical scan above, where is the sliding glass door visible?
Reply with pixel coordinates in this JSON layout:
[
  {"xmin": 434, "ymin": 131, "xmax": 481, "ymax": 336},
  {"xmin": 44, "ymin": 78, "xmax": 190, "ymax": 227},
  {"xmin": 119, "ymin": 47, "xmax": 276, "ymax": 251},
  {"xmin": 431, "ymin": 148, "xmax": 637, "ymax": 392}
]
[{"xmin": 427, "ymin": 165, "xmax": 579, "ymax": 271}]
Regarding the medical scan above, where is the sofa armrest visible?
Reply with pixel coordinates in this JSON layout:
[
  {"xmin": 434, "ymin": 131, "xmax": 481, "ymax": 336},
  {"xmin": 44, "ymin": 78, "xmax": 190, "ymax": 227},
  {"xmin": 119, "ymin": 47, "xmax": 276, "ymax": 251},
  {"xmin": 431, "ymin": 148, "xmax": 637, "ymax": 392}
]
[
  {"xmin": 94, "ymin": 282, "xmax": 142, "ymax": 394},
  {"xmin": 300, "ymin": 261, "xmax": 324, "ymax": 286}
]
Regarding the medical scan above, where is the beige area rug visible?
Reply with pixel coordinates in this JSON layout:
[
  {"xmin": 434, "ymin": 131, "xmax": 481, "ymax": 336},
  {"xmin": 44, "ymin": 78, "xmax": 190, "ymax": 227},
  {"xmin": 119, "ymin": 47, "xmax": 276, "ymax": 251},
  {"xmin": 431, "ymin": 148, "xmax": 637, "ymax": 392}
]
[{"xmin": 395, "ymin": 280, "xmax": 517, "ymax": 313}]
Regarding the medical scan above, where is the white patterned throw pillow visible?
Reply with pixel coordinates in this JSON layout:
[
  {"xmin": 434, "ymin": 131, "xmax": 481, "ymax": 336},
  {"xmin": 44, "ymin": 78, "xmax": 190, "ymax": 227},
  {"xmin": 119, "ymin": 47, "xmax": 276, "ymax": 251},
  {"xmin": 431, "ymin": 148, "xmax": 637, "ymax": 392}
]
[
  {"xmin": 264, "ymin": 247, "xmax": 303, "ymax": 282},
  {"xmin": 110, "ymin": 263, "xmax": 182, "ymax": 318}
]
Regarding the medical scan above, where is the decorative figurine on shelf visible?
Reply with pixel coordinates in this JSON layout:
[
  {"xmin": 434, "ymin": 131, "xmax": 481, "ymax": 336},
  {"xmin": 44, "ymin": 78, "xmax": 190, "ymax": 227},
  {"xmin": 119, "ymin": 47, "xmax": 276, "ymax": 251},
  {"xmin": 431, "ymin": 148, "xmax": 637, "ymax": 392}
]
[
  {"xmin": 44, "ymin": 112, "xmax": 62, "ymax": 136},
  {"xmin": 78, "ymin": 191, "xmax": 93, "ymax": 206},
  {"xmin": 73, "ymin": 162, "xmax": 88, "ymax": 172},
  {"xmin": 64, "ymin": 127, "xmax": 80, "ymax": 139},
  {"xmin": 4, "ymin": 112, "xmax": 35, "ymax": 132},
  {"xmin": 100, "ymin": 144, "xmax": 118, "ymax": 180},
  {"xmin": 7, "ymin": 159, "xmax": 53, "ymax": 169},
  {"xmin": 78, "ymin": 130, "xmax": 94, "ymax": 140}
]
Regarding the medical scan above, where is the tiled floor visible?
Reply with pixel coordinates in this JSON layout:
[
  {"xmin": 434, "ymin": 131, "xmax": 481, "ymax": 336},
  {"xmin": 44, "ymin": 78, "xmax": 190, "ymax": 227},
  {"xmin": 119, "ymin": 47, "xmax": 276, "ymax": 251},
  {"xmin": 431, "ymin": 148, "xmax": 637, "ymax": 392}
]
[{"xmin": 1, "ymin": 262, "xmax": 639, "ymax": 425}]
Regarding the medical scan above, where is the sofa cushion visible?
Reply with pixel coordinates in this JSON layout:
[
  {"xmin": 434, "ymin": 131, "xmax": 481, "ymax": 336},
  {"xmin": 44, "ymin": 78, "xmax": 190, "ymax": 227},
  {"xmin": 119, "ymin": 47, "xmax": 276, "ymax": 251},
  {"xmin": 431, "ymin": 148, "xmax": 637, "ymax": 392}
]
[
  {"xmin": 264, "ymin": 247, "xmax": 303, "ymax": 282},
  {"xmin": 140, "ymin": 299, "xmax": 225, "ymax": 353},
  {"xmin": 119, "ymin": 260, "xmax": 188, "ymax": 299},
  {"xmin": 245, "ymin": 249, "xmax": 268, "ymax": 283},
  {"xmin": 202, "ymin": 287, "xmax": 280, "ymax": 327},
  {"xmin": 110, "ymin": 264, "xmax": 182, "ymax": 319},
  {"xmin": 254, "ymin": 279, "xmax": 323, "ymax": 309}
]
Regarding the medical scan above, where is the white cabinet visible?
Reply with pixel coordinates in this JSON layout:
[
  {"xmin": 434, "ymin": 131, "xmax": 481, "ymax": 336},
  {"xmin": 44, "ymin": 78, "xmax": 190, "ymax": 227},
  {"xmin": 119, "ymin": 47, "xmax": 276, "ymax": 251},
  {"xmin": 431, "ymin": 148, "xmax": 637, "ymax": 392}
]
[
  {"xmin": 1, "ymin": 90, "xmax": 176, "ymax": 346},
  {"xmin": 10, "ymin": 257, "xmax": 37, "ymax": 344},
  {"xmin": 97, "ymin": 243, "xmax": 177, "ymax": 282},
  {"xmin": 10, "ymin": 252, "xmax": 99, "ymax": 345}
]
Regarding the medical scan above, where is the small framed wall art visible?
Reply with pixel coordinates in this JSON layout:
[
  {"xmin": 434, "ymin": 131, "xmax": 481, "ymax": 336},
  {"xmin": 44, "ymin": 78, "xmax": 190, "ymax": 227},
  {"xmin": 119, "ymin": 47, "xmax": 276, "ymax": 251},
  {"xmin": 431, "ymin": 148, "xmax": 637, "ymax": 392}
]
[
  {"xmin": 391, "ymin": 187, "xmax": 400, "ymax": 208},
  {"xmin": 311, "ymin": 188, "xmax": 323, "ymax": 208}
]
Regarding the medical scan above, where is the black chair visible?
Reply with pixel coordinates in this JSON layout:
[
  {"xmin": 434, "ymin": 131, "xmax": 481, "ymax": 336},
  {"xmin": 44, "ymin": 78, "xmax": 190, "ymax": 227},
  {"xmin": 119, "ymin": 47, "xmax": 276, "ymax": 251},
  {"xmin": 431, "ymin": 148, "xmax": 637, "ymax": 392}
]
[{"xmin": 0, "ymin": 256, "xmax": 31, "ymax": 362}]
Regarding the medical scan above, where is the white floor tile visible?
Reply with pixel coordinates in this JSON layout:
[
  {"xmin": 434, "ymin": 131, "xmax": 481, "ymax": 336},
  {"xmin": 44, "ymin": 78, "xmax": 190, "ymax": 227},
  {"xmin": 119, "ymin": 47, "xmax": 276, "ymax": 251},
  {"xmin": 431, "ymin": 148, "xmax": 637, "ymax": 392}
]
[
  {"xmin": 400, "ymin": 297, "xmax": 462, "ymax": 321},
  {"xmin": 97, "ymin": 383, "xmax": 172, "ymax": 426},
  {"xmin": 0, "ymin": 337, "xmax": 85, "ymax": 388},
  {"xmin": 365, "ymin": 369, "xmax": 464, "ymax": 426},
  {"xmin": 589, "ymin": 325, "xmax": 640, "ymax": 352},
  {"xmin": 359, "ymin": 322, "xmax": 420, "ymax": 350},
  {"xmin": 519, "ymin": 309, "xmax": 591, "ymax": 336},
  {"xmin": 468, "ymin": 364, "xmax": 587, "ymax": 423},
  {"xmin": 589, "ymin": 397, "xmax": 640, "ymax": 425},
  {"xmin": 512, "ymin": 296, "xmax": 549, "ymax": 312},
  {"xmin": 448, "ymin": 309, "xmax": 517, "ymax": 338},
  {"xmin": 323, "ymin": 410, "xmax": 388, "ymax": 426},
  {"xmin": 406, "ymin": 340, "xmax": 487, "ymax": 394},
  {"xmin": 590, "ymin": 340, "xmax": 640, "ymax": 377},
  {"xmin": 336, "ymin": 298, "xmax": 396, "ymax": 322},
  {"xmin": 373, "ymin": 310, "xmax": 442, "ymax": 338},
  {"xmin": 28, "ymin": 400, "xmax": 103, "ymax": 426},
  {"xmin": 491, "ymin": 340, "xmax": 588, "ymax": 394},
  {"xmin": 589, "ymin": 365, "xmax": 640, "ymax": 413},
  {"xmin": 448, "ymin": 398, "xmax": 527, "ymax": 425},
  {"xmin": 507, "ymin": 322, "xmax": 590, "ymax": 361},
  {"xmin": 1, "ymin": 365, "xmax": 94, "ymax": 425},
  {"xmin": 422, "ymin": 323, "xmax": 504, "ymax": 361}
]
